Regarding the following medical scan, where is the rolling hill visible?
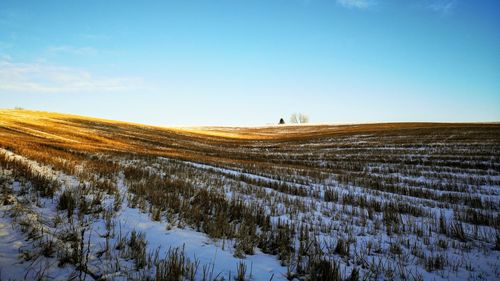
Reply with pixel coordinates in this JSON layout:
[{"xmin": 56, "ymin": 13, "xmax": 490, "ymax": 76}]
[{"xmin": 0, "ymin": 109, "xmax": 499, "ymax": 280}]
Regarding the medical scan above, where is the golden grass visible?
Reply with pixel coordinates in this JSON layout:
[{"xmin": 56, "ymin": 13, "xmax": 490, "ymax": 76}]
[{"xmin": 1, "ymin": 109, "xmax": 498, "ymax": 166}]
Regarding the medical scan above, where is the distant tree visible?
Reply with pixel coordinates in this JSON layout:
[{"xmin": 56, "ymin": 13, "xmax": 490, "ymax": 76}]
[
  {"xmin": 290, "ymin": 113, "xmax": 309, "ymax": 124},
  {"xmin": 279, "ymin": 118, "xmax": 285, "ymax": 125}
]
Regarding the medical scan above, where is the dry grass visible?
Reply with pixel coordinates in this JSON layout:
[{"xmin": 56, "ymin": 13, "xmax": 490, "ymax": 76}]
[
  {"xmin": 2, "ymin": 109, "xmax": 498, "ymax": 162},
  {"xmin": 1, "ymin": 109, "xmax": 499, "ymax": 280}
]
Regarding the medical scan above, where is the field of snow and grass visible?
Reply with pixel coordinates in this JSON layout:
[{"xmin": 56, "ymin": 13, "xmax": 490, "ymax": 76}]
[{"xmin": 0, "ymin": 109, "xmax": 499, "ymax": 280}]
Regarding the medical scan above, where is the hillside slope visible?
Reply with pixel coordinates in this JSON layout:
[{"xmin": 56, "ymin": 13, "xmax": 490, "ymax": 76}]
[{"xmin": 0, "ymin": 109, "xmax": 499, "ymax": 280}]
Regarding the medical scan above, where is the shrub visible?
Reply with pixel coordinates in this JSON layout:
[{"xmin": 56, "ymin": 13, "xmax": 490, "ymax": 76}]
[
  {"xmin": 308, "ymin": 258, "xmax": 342, "ymax": 281},
  {"xmin": 335, "ymin": 238, "xmax": 349, "ymax": 257}
]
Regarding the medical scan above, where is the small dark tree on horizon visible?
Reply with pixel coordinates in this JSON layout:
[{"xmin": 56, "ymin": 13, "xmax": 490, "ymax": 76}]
[{"xmin": 279, "ymin": 118, "xmax": 285, "ymax": 125}]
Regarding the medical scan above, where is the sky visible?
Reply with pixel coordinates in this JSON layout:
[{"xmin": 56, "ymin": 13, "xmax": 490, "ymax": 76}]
[{"xmin": 0, "ymin": 0, "xmax": 499, "ymax": 126}]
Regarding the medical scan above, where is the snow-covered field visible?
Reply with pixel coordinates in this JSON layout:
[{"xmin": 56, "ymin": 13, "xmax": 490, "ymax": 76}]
[
  {"xmin": 0, "ymin": 149, "xmax": 287, "ymax": 280},
  {"xmin": 0, "ymin": 110, "xmax": 499, "ymax": 280}
]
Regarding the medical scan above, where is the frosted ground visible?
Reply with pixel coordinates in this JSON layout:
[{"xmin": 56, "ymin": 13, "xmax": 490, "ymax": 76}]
[{"xmin": 0, "ymin": 111, "xmax": 498, "ymax": 280}]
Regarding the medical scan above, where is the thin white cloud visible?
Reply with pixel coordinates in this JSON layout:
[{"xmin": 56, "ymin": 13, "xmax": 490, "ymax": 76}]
[
  {"xmin": 47, "ymin": 45, "xmax": 98, "ymax": 56},
  {"xmin": 0, "ymin": 54, "xmax": 12, "ymax": 61},
  {"xmin": 426, "ymin": 0, "xmax": 456, "ymax": 15},
  {"xmin": 337, "ymin": 0, "xmax": 375, "ymax": 9},
  {"xmin": 0, "ymin": 59, "xmax": 148, "ymax": 94}
]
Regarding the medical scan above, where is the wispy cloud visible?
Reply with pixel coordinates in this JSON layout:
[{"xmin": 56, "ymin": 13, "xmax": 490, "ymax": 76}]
[
  {"xmin": 47, "ymin": 45, "xmax": 98, "ymax": 56},
  {"xmin": 426, "ymin": 0, "xmax": 456, "ymax": 15},
  {"xmin": 0, "ymin": 59, "xmax": 148, "ymax": 94},
  {"xmin": 337, "ymin": 0, "xmax": 375, "ymax": 9}
]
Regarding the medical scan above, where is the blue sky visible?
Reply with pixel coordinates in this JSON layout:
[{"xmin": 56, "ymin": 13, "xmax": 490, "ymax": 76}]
[{"xmin": 0, "ymin": 0, "xmax": 499, "ymax": 126}]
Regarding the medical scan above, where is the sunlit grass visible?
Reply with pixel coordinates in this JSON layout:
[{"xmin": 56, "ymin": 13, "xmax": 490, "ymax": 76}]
[
  {"xmin": 1, "ymin": 109, "xmax": 499, "ymax": 280},
  {"xmin": 1, "ymin": 108, "xmax": 498, "ymax": 166}
]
